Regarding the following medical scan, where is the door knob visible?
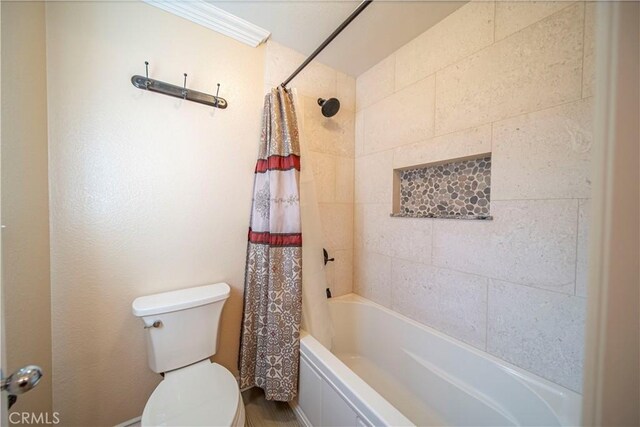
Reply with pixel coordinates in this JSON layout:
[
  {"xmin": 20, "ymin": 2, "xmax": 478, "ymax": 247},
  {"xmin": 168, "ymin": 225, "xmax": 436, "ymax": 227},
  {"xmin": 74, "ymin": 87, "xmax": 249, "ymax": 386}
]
[{"xmin": 1, "ymin": 365, "xmax": 43, "ymax": 395}]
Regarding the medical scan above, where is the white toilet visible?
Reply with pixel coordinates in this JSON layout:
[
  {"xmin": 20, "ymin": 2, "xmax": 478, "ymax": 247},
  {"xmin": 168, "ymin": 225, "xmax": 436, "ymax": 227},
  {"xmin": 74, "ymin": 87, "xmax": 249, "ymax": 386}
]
[{"xmin": 132, "ymin": 283, "xmax": 245, "ymax": 427}]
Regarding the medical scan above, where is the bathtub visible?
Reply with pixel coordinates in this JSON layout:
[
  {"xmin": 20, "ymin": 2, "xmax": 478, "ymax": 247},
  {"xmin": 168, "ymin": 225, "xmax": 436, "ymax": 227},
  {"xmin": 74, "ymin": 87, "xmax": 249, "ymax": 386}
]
[{"xmin": 293, "ymin": 294, "xmax": 581, "ymax": 427}]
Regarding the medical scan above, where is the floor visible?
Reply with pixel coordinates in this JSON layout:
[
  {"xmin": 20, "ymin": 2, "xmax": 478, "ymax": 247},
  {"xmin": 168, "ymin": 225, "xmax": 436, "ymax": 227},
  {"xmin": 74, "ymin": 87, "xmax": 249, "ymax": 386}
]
[
  {"xmin": 116, "ymin": 387, "xmax": 300, "ymax": 427},
  {"xmin": 242, "ymin": 387, "xmax": 301, "ymax": 427}
]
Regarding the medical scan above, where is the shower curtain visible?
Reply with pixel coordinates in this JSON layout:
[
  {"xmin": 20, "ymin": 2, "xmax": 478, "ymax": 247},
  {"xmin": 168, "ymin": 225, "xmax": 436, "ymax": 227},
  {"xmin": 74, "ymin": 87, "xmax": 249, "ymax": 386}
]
[{"xmin": 238, "ymin": 87, "xmax": 304, "ymax": 401}]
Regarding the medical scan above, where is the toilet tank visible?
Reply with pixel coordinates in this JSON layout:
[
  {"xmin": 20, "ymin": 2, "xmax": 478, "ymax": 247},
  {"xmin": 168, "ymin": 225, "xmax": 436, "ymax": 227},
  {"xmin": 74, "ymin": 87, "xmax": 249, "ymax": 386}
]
[{"xmin": 132, "ymin": 283, "xmax": 231, "ymax": 373}]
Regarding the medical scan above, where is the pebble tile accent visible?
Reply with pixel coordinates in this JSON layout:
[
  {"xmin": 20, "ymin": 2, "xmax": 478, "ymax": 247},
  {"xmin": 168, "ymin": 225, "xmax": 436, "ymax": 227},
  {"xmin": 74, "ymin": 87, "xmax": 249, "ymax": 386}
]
[{"xmin": 399, "ymin": 156, "xmax": 491, "ymax": 218}]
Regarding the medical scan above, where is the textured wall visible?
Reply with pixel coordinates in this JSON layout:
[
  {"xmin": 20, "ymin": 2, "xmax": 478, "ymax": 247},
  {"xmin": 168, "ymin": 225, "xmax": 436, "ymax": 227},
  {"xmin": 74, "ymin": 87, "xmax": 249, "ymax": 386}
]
[
  {"xmin": 264, "ymin": 41, "xmax": 356, "ymax": 297},
  {"xmin": 46, "ymin": 2, "xmax": 264, "ymax": 425},
  {"xmin": 354, "ymin": 1, "xmax": 594, "ymax": 392},
  {"xmin": 1, "ymin": 1, "xmax": 53, "ymax": 420}
]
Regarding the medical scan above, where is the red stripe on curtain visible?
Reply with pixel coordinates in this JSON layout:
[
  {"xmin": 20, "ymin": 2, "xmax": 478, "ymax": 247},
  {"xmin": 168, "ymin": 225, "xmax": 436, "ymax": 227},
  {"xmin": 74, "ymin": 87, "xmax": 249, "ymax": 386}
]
[
  {"xmin": 248, "ymin": 229, "xmax": 302, "ymax": 247},
  {"xmin": 255, "ymin": 154, "xmax": 301, "ymax": 173}
]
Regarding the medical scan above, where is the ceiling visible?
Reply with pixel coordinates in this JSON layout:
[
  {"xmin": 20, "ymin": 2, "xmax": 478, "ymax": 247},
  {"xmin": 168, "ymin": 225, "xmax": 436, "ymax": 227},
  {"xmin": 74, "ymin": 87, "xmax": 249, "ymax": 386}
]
[{"xmin": 208, "ymin": 1, "xmax": 467, "ymax": 77}]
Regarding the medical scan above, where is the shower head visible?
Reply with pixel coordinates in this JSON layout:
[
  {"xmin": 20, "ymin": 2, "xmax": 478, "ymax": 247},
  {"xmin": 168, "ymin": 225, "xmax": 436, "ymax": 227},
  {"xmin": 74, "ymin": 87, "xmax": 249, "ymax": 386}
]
[{"xmin": 317, "ymin": 98, "xmax": 340, "ymax": 118}]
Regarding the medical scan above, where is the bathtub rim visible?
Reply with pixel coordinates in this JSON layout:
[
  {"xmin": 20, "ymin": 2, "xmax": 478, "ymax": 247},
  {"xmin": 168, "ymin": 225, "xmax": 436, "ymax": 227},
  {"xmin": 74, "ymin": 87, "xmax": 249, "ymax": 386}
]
[
  {"xmin": 299, "ymin": 329, "xmax": 415, "ymax": 426},
  {"xmin": 326, "ymin": 293, "xmax": 582, "ymax": 426}
]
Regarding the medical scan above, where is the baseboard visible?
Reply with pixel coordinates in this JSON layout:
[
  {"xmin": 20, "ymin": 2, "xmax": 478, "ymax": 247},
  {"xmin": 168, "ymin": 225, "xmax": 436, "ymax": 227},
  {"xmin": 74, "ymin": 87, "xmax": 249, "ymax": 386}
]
[
  {"xmin": 113, "ymin": 415, "xmax": 141, "ymax": 427},
  {"xmin": 240, "ymin": 384, "xmax": 254, "ymax": 393},
  {"xmin": 288, "ymin": 399, "xmax": 312, "ymax": 427}
]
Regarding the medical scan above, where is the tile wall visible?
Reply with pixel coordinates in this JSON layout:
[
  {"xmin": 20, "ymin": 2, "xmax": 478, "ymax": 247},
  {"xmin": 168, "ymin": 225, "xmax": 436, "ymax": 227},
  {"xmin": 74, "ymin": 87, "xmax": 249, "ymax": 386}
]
[
  {"xmin": 354, "ymin": 1, "xmax": 594, "ymax": 392},
  {"xmin": 264, "ymin": 41, "xmax": 356, "ymax": 297}
]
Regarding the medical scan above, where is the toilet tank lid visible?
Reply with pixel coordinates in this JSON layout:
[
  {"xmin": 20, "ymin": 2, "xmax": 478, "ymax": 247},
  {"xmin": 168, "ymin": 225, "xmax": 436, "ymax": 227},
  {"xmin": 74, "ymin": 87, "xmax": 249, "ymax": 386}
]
[{"xmin": 132, "ymin": 283, "xmax": 231, "ymax": 317}]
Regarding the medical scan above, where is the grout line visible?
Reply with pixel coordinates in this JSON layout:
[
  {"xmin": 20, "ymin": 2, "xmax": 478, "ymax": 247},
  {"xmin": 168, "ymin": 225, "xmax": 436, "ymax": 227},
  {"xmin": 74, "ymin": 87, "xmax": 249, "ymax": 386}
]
[
  {"xmin": 393, "ymin": 18, "xmax": 495, "ymax": 94},
  {"xmin": 360, "ymin": 241, "xmax": 582, "ymax": 299},
  {"xmin": 365, "ymin": 70, "xmax": 435, "ymax": 113},
  {"xmin": 389, "ymin": 256, "xmax": 395, "ymax": 309},
  {"xmin": 392, "ymin": 53, "xmax": 397, "ymax": 95},
  {"xmin": 358, "ymin": 0, "xmax": 577, "ymax": 100},
  {"xmin": 356, "ymin": 95, "xmax": 593, "ymax": 160},
  {"xmin": 493, "ymin": 1, "xmax": 497, "ymax": 43},
  {"xmin": 332, "ymin": 153, "xmax": 338, "ymax": 204},
  {"xmin": 485, "ymin": 282, "xmax": 490, "ymax": 351},
  {"xmin": 360, "ymin": 197, "xmax": 588, "ymax": 206},
  {"xmin": 490, "ymin": 121, "xmax": 494, "ymax": 154},
  {"xmin": 494, "ymin": 0, "xmax": 577, "ymax": 44},
  {"xmin": 573, "ymin": 199, "xmax": 581, "ymax": 295},
  {"xmin": 360, "ymin": 109, "xmax": 366, "ymax": 157},
  {"xmin": 430, "ymin": 219, "xmax": 435, "ymax": 266},
  {"xmin": 491, "ymin": 196, "xmax": 590, "ymax": 203},
  {"xmin": 580, "ymin": 1, "xmax": 587, "ymax": 99},
  {"xmin": 433, "ymin": 72, "xmax": 437, "ymax": 134}
]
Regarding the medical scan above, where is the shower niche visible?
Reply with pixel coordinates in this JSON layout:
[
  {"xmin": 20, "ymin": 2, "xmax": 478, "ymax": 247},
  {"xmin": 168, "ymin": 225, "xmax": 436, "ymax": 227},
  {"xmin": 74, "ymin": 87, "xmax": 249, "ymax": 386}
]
[{"xmin": 392, "ymin": 155, "xmax": 492, "ymax": 220}]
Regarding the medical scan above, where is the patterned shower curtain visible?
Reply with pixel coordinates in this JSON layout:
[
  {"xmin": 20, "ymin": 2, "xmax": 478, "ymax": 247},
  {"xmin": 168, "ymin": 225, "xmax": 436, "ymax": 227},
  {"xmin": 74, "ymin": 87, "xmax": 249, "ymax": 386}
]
[{"xmin": 238, "ymin": 87, "xmax": 303, "ymax": 402}]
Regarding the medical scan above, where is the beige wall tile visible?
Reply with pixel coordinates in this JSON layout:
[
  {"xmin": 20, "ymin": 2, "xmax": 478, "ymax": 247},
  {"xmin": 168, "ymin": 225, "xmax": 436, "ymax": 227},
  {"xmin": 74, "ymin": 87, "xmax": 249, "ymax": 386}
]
[
  {"xmin": 363, "ymin": 75, "xmax": 435, "ymax": 154},
  {"xmin": 336, "ymin": 156, "xmax": 354, "ymax": 203},
  {"xmin": 395, "ymin": 1, "xmax": 494, "ymax": 91},
  {"xmin": 492, "ymin": 98, "xmax": 593, "ymax": 200},
  {"xmin": 495, "ymin": 1, "xmax": 575, "ymax": 41},
  {"xmin": 392, "ymin": 259, "xmax": 488, "ymax": 348},
  {"xmin": 324, "ymin": 256, "xmax": 336, "ymax": 291},
  {"xmin": 436, "ymin": 3, "xmax": 584, "ymax": 135},
  {"xmin": 354, "ymin": 250, "xmax": 392, "ymax": 307},
  {"xmin": 386, "ymin": 217, "xmax": 433, "ymax": 265},
  {"xmin": 576, "ymin": 199, "xmax": 590, "ymax": 298},
  {"xmin": 433, "ymin": 200, "xmax": 579, "ymax": 294},
  {"xmin": 582, "ymin": 2, "xmax": 596, "ymax": 98},
  {"xmin": 360, "ymin": 204, "xmax": 433, "ymax": 265},
  {"xmin": 309, "ymin": 151, "xmax": 336, "ymax": 203},
  {"xmin": 435, "ymin": 46, "xmax": 497, "ymax": 135},
  {"xmin": 393, "ymin": 124, "xmax": 492, "ymax": 170},
  {"xmin": 355, "ymin": 151, "xmax": 394, "ymax": 204},
  {"xmin": 354, "ymin": 203, "xmax": 364, "ymax": 250},
  {"xmin": 351, "ymin": 0, "xmax": 590, "ymax": 393},
  {"xmin": 355, "ymin": 110, "xmax": 365, "ymax": 158},
  {"xmin": 487, "ymin": 281, "xmax": 586, "ymax": 392},
  {"xmin": 331, "ymin": 249, "xmax": 353, "ymax": 297},
  {"xmin": 356, "ymin": 54, "xmax": 395, "ymax": 111},
  {"xmin": 490, "ymin": 2, "xmax": 584, "ymax": 120},
  {"xmin": 303, "ymin": 95, "xmax": 355, "ymax": 158},
  {"xmin": 319, "ymin": 203, "xmax": 353, "ymax": 250},
  {"xmin": 337, "ymin": 72, "xmax": 356, "ymax": 112},
  {"xmin": 265, "ymin": 41, "xmax": 337, "ymax": 100}
]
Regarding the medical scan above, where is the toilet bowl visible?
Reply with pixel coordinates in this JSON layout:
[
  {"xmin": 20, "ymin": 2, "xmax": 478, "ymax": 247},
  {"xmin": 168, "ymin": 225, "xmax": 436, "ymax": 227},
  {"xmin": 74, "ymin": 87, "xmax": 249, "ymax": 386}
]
[
  {"xmin": 132, "ymin": 283, "xmax": 244, "ymax": 427},
  {"xmin": 142, "ymin": 360, "xmax": 244, "ymax": 426}
]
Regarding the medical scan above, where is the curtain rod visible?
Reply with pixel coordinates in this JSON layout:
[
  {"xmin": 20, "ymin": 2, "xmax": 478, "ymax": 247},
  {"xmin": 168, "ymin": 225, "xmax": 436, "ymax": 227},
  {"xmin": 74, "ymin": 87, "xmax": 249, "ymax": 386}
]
[{"xmin": 280, "ymin": 0, "xmax": 374, "ymax": 88}]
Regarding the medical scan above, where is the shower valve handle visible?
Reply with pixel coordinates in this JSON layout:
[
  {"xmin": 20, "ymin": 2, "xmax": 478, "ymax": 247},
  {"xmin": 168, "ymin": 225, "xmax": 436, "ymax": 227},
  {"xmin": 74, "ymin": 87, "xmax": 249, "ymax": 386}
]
[{"xmin": 323, "ymin": 248, "xmax": 335, "ymax": 266}]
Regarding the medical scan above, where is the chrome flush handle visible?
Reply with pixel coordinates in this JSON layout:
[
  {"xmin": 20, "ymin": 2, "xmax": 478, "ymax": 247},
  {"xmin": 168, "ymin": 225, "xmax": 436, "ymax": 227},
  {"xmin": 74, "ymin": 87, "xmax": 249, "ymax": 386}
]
[{"xmin": 144, "ymin": 320, "xmax": 163, "ymax": 329}]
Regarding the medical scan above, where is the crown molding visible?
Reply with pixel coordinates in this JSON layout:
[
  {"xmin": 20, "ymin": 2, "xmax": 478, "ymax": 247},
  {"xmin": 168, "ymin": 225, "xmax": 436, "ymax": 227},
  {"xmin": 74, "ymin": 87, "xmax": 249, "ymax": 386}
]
[{"xmin": 143, "ymin": 0, "xmax": 271, "ymax": 47}]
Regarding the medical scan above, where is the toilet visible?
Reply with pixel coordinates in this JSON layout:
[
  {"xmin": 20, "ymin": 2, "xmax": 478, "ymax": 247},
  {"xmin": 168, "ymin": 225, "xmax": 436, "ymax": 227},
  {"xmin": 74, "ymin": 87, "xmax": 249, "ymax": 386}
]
[{"xmin": 132, "ymin": 283, "xmax": 245, "ymax": 426}]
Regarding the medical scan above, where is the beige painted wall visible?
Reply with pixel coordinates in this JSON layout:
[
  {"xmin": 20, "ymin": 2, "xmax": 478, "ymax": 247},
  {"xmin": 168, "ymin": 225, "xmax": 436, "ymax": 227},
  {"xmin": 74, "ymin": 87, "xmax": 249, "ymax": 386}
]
[
  {"xmin": 264, "ymin": 41, "xmax": 356, "ymax": 297},
  {"xmin": 45, "ymin": 2, "xmax": 264, "ymax": 425},
  {"xmin": 354, "ymin": 1, "xmax": 594, "ymax": 393},
  {"xmin": 1, "ymin": 1, "xmax": 53, "ymax": 420}
]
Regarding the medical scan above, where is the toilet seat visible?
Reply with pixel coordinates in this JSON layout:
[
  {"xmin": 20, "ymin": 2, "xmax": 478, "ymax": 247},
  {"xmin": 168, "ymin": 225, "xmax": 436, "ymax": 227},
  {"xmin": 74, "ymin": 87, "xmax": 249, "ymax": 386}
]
[{"xmin": 142, "ymin": 360, "xmax": 244, "ymax": 426}]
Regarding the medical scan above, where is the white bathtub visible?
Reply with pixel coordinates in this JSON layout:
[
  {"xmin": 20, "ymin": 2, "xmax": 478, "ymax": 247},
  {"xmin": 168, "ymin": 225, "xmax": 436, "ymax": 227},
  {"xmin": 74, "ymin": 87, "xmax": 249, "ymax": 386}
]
[{"xmin": 293, "ymin": 294, "xmax": 581, "ymax": 427}]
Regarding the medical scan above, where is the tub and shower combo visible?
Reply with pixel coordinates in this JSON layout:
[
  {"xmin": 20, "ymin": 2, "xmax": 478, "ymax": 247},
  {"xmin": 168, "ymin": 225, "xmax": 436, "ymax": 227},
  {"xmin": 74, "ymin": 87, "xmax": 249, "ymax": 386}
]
[{"xmin": 292, "ymin": 294, "xmax": 581, "ymax": 427}]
